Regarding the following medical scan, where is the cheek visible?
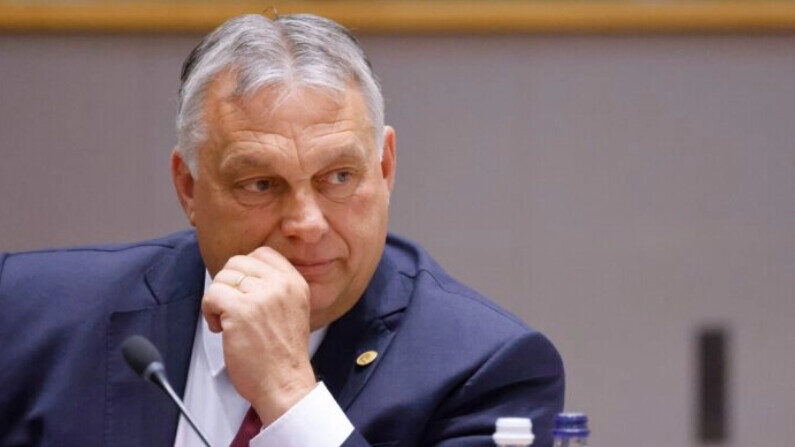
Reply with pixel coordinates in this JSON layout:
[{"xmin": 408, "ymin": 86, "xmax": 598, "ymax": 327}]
[
  {"xmin": 195, "ymin": 187, "xmax": 245, "ymax": 235},
  {"xmin": 333, "ymin": 186, "xmax": 389, "ymax": 263},
  {"xmin": 354, "ymin": 176, "xmax": 388, "ymax": 213},
  {"xmin": 195, "ymin": 185, "xmax": 280, "ymax": 253},
  {"xmin": 229, "ymin": 207, "xmax": 281, "ymax": 245},
  {"xmin": 341, "ymin": 185, "xmax": 387, "ymax": 233}
]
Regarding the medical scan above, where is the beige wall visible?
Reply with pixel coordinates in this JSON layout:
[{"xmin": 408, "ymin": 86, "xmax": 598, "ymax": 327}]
[{"xmin": 1, "ymin": 33, "xmax": 794, "ymax": 446}]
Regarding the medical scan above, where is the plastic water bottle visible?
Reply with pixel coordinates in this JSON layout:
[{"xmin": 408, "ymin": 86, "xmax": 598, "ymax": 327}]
[
  {"xmin": 553, "ymin": 413, "xmax": 590, "ymax": 447},
  {"xmin": 493, "ymin": 417, "xmax": 534, "ymax": 446}
]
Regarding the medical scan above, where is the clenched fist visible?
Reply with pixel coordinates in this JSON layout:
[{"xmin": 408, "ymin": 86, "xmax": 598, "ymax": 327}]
[{"xmin": 202, "ymin": 246, "xmax": 318, "ymax": 425}]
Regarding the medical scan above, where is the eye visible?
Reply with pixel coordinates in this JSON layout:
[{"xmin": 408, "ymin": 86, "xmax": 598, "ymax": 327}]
[
  {"xmin": 240, "ymin": 178, "xmax": 274, "ymax": 193},
  {"xmin": 233, "ymin": 177, "xmax": 283, "ymax": 207},
  {"xmin": 317, "ymin": 168, "xmax": 361, "ymax": 201},
  {"xmin": 327, "ymin": 170, "xmax": 352, "ymax": 185}
]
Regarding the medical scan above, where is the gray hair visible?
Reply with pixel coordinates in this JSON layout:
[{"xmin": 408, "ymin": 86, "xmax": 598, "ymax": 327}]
[{"xmin": 176, "ymin": 14, "xmax": 384, "ymax": 176}]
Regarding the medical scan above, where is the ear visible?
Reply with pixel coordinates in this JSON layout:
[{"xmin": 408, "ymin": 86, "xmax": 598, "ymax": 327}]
[
  {"xmin": 380, "ymin": 126, "xmax": 396, "ymax": 193},
  {"xmin": 171, "ymin": 148, "xmax": 197, "ymax": 226}
]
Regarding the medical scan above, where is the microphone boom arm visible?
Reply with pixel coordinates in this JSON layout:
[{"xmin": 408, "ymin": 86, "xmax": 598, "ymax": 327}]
[{"xmin": 149, "ymin": 364, "xmax": 214, "ymax": 447}]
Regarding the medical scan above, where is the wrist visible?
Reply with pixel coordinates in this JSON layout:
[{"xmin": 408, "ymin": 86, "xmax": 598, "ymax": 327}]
[{"xmin": 252, "ymin": 374, "xmax": 318, "ymax": 426}]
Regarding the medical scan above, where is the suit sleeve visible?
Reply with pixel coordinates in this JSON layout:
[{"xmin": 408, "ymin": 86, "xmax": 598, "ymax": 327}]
[
  {"xmin": 0, "ymin": 252, "xmax": 35, "ymax": 445},
  {"xmin": 341, "ymin": 330, "xmax": 565, "ymax": 447}
]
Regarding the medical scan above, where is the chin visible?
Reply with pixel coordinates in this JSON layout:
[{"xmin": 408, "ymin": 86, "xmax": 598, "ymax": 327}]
[{"xmin": 307, "ymin": 283, "xmax": 339, "ymax": 314}]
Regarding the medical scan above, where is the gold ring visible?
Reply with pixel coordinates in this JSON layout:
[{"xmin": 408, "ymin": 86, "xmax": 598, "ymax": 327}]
[{"xmin": 234, "ymin": 273, "xmax": 248, "ymax": 289}]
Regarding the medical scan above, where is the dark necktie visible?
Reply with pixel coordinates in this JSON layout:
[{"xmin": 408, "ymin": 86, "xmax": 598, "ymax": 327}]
[{"xmin": 228, "ymin": 406, "xmax": 263, "ymax": 447}]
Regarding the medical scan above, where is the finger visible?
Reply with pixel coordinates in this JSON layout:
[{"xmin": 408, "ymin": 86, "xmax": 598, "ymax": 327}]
[
  {"xmin": 235, "ymin": 275, "xmax": 268, "ymax": 294},
  {"xmin": 248, "ymin": 247, "xmax": 308, "ymax": 288},
  {"xmin": 214, "ymin": 269, "xmax": 265, "ymax": 295},
  {"xmin": 224, "ymin": 254, "xmax": 283, "ymax": 281},
  {"xmin": 205, "ymin": 314, "xmax": 223, "ymax": 333},
  {"xmin": 213, "ymin": 268, "xmax": 248, "ymax": 289},
  {"xmin": 201, "ymin": 281, "xmax": 241, "ymax": 332},
  {"xmin": 248, "ymin": 246, "xmax": 297, "ymax": 276}
]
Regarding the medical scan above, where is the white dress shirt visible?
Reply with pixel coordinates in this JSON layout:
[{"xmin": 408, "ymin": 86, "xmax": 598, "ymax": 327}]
[{"xmin": 173, "ymin": 272, "xmax": 354, "ymax": 447}]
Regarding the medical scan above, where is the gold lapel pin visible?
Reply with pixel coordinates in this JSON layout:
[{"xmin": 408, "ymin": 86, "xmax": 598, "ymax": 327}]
[{"xmin": 356, "ymin": 350, "xmax": 378, "ymax": 367}]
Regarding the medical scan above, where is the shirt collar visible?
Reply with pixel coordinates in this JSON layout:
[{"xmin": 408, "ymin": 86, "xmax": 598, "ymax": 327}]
[{"xmin": 202, "ymin": 270, "xmax": 328, "ymax": 378}]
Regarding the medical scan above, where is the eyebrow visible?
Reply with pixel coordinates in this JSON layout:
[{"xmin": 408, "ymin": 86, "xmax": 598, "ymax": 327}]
[
  {"xmin": 309, "ymin": 143, "xmax": 367, "ymax": 168},
  {"xmin": 219, "ymin": 141, "xmax": 368, "ymax": 176},
  {"xmin": 219, "ymin": 152, "xmax": 273, "ymax": 174}
]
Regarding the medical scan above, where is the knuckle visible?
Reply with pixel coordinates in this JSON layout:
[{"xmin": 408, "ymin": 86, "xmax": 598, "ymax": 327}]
[
  {"xmin": 252, "ymin": 246, "xmax": 273, "ymax": 258},
  {"xmin": 243, "ymin": 277, "xmax": 263, "ymax": 295},
  {"xmin": 285, "ymin": 279, "xmax": 305, "ymax": 297},
  {"xmin": 204, "ymin": 282, "xmax": 221, "ymax": 296},
  {"xmin": 200, "ymin": 294, "xmax": 216, "ymax": 312},
  {"xmin": 273, "ymin": 279, "xmax": 290, "ymax": 297},
  {"xmin": 213, "ymin": 270, "xmax": 232, "ymax": 282},
  {"xmin": 226, "ymin": 255, "xmax": 246, "ymax": 268}
]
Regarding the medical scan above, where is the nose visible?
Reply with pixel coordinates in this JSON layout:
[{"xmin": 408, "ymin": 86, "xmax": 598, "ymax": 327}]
[{"xmin": 280, "ymin": 187, "xmax": 329, "ymax": 244}]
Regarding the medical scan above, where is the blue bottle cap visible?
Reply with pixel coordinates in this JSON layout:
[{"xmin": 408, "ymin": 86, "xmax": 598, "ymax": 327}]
[{"xmin": 553, "ymin": 413, "xmax": 590, "ymax": 438}]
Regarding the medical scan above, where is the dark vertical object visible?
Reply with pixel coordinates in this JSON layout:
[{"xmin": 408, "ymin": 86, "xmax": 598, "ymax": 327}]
[{"xmin": 698, "ymin": 327, "xmax": 729, "ymax": 443}]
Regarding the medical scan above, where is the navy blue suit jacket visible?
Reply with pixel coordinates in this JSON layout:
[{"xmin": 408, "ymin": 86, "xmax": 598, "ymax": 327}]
[{"xmin": 0, "ymin": 231, "xmax": 563, "ymax": 447}]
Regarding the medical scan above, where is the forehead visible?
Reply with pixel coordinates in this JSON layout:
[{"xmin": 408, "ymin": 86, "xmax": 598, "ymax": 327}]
[{"xmin": 203, "ymin": 70, "xmax": 373, "ymax": 147}]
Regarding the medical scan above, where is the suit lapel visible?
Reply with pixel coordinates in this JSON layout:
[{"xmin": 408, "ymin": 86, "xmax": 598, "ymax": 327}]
[
  {"xmin": 104, "ymin": 234, "xmax": 205, "ymax": 447},
  {"xmin": 312, "ymin": 254, "xmax": 411, "ymax": 410}
]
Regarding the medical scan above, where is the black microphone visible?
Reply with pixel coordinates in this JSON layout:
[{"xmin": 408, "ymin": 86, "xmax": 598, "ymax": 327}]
[{"xmin": 121, "ymin": 335, "xmax": 214, "ymax": 447}]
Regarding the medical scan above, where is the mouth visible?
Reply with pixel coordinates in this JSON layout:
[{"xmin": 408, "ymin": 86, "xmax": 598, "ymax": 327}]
[{"xmin": 289, "ymin": 259, "xmax": 336, "ymax": 277}]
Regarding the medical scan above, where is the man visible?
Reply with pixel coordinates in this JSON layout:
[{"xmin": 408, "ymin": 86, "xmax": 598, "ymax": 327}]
[{"xmin": 0, "ymin": 13, "xmax": 563, "ymax": 447}]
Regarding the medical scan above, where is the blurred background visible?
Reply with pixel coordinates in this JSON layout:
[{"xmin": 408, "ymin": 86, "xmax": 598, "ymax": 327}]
[{"xmin": 1, "ymin": 1, "xmax": 794, "ymax": 446}]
